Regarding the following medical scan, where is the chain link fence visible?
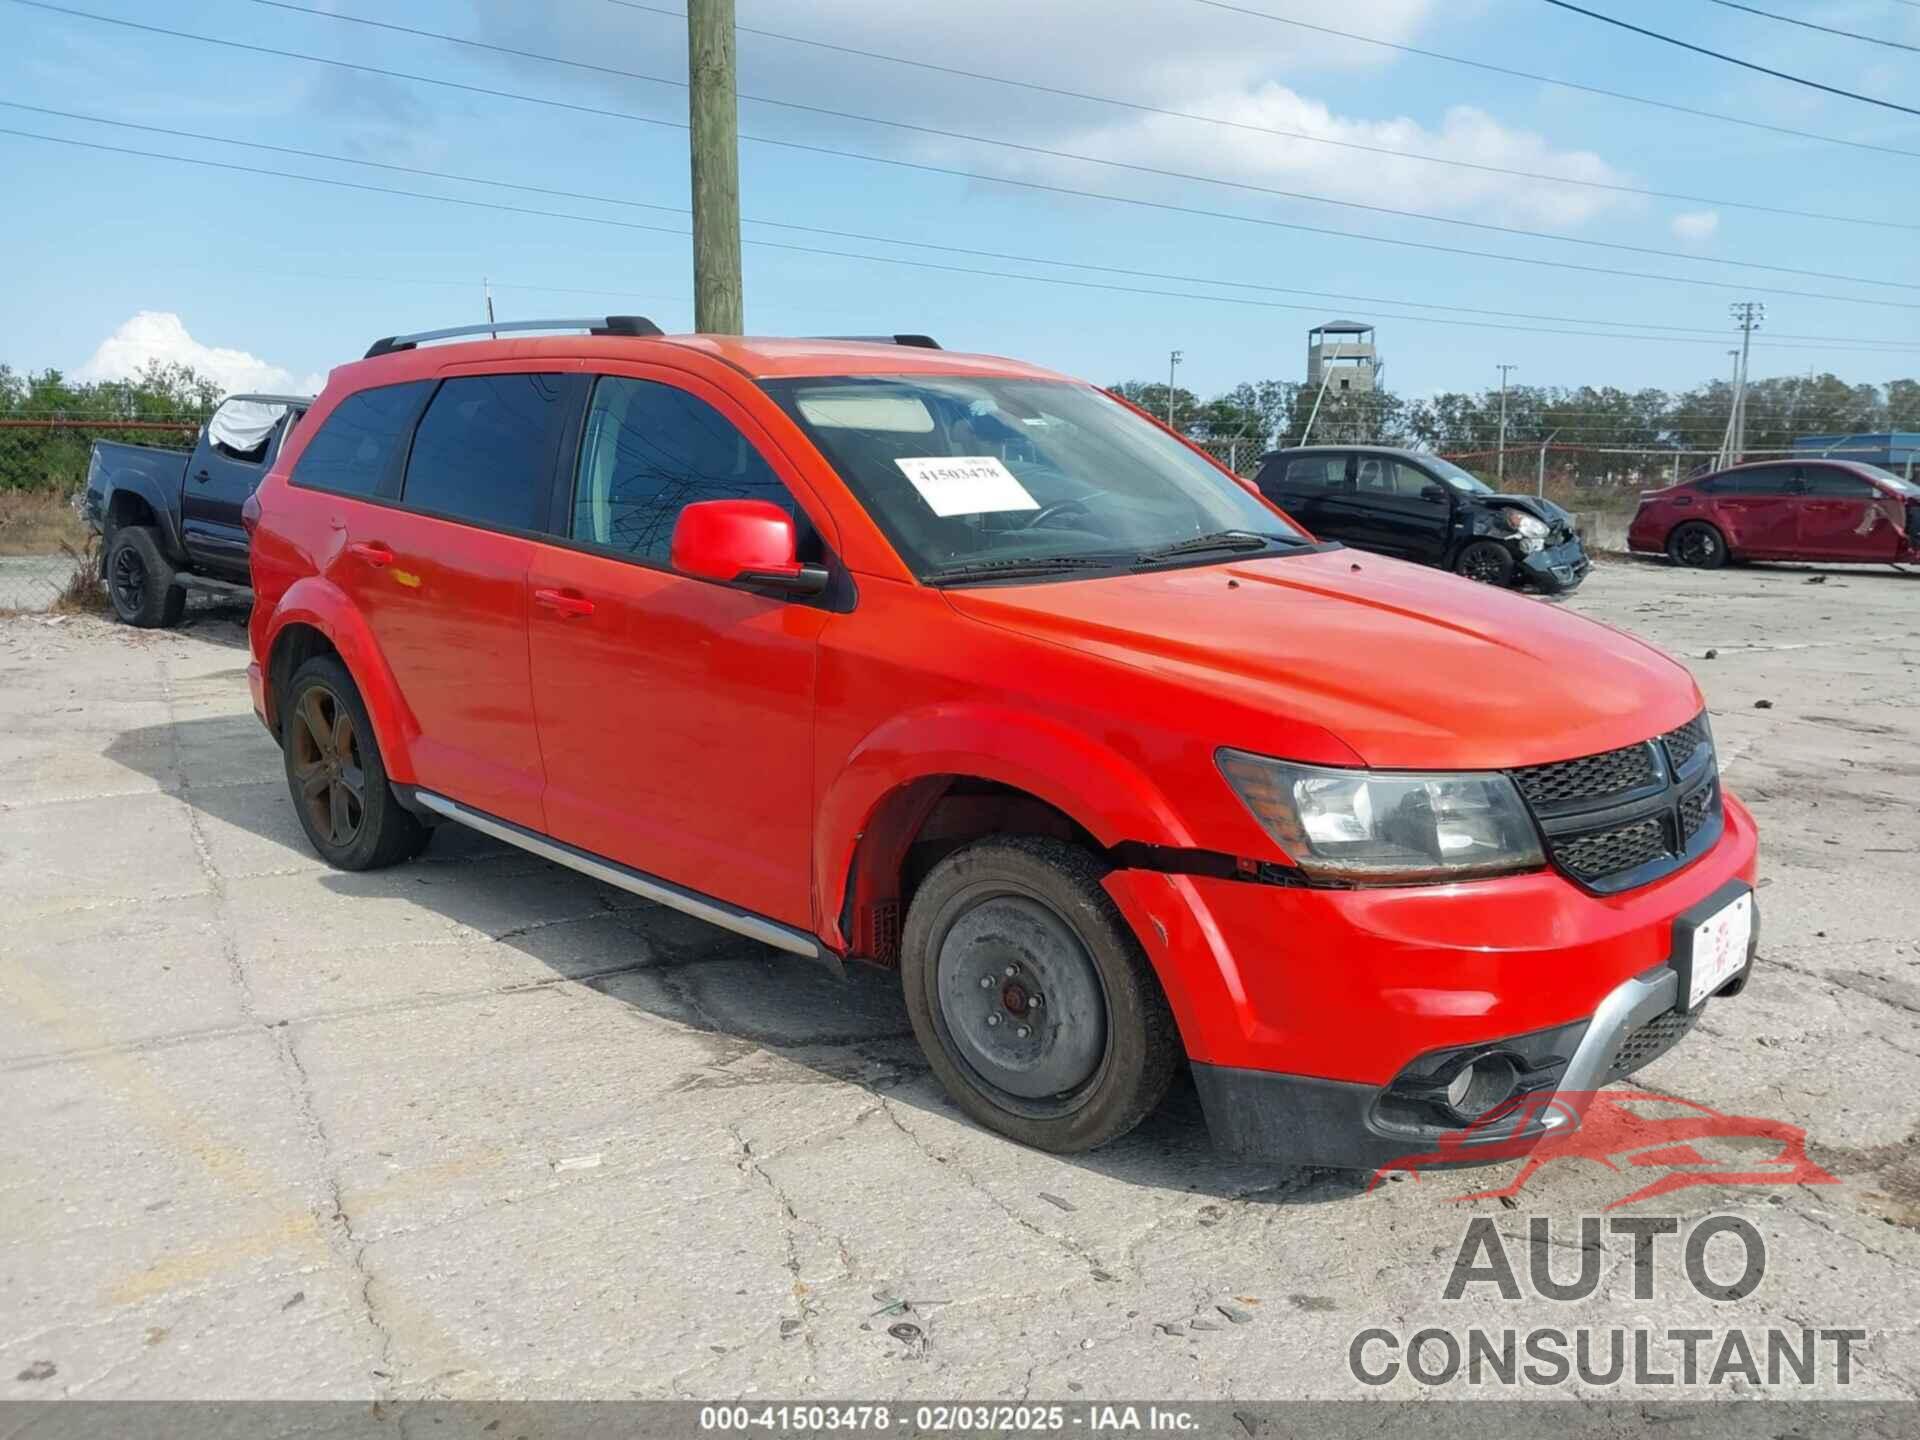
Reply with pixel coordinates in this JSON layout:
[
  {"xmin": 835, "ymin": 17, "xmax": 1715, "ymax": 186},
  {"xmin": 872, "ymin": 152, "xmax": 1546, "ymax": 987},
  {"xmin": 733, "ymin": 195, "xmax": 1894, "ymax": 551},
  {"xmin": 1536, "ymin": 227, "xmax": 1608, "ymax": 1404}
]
[{"xmin": 0, "ymin": 417, "xmax": 196, "ymax": 611}]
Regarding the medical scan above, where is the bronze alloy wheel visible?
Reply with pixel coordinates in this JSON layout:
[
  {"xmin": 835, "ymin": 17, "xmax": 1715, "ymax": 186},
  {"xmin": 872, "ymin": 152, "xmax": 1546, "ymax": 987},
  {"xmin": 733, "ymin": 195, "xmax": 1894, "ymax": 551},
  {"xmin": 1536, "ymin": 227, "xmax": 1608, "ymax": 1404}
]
[{"xmin": 288, "ymin": 685, "xmax": 366, "ymax": 847}]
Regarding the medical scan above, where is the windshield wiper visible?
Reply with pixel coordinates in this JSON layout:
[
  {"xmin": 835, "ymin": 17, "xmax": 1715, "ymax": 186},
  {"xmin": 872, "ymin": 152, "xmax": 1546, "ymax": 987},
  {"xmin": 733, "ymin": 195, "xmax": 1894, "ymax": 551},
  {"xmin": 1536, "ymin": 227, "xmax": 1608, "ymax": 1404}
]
[
  {"xmin": 1133, "ymin": 530, "xmax": 1299, "ymax": 564},
  {"xmin": 925, "ymin": 553, "xmax": 1132, "ymax": 585}
]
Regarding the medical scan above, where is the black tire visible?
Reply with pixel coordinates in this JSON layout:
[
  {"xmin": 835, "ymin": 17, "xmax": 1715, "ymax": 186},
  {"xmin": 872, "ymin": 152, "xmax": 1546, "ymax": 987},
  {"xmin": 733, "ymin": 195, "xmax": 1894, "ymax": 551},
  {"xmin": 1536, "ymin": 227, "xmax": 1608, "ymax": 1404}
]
[
  {"xmin": 106, "ymin": 526, "xmax": 186, "ymax": 628},
  {"xmin": 900, "ymin": 836, "xmax": 1180, "ymax": 1154},
  {"xmin": 1454, "ymin": 539, "xmax": 1516, "ymax": 587},
  {"xmin": 281, "ymin": 655, "xmax": 429, "ymax": 870},
  {"xmin": 1667, "ymin": 520, "xmax": 1729, "ymax": 569}
]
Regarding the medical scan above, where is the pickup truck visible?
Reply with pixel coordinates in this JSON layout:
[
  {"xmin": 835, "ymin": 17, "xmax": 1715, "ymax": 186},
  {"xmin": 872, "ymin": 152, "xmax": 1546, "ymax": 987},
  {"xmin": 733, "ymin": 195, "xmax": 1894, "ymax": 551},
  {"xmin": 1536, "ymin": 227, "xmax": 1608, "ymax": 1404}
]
[{"xmin": 82, "ymin": 393, "xmax": 311, "ymax": 626}]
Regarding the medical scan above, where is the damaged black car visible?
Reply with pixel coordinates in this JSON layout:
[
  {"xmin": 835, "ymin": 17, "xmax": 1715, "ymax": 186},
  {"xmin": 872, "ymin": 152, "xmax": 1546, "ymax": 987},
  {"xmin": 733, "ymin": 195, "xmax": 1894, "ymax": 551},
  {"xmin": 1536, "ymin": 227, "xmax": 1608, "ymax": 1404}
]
[{"xmin": 1253, "ymin": 445, "xmax": 1591, "ymax": 594}]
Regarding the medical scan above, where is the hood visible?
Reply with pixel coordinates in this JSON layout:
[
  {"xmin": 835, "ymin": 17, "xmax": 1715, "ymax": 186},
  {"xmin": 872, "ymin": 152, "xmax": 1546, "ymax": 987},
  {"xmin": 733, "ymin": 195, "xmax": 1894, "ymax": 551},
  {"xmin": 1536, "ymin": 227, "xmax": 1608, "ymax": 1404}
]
[
  {"xmin": 946, "ymin": 548, "xmax": 1698, "ymax": 771},
  {"xmin": 1477, "ymin": 494, "xmax": 1574, "ymax": 531}
]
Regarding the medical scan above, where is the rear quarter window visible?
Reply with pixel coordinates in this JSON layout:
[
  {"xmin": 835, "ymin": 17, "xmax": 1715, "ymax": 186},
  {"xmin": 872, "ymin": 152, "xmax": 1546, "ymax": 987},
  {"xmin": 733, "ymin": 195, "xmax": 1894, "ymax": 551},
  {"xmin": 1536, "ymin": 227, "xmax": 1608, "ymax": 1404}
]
[{"xmin": 291, "ymin": 381, "xmax": 433, "ymax": 498}]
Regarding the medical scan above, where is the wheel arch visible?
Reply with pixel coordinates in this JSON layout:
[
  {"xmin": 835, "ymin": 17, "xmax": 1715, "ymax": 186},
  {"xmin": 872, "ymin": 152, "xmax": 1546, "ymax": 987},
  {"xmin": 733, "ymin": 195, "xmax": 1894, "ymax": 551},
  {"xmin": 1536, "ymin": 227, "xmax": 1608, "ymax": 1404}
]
[
  {"xmin": 261, "ymin": 578, "xmax": 420, "ymax": 781},
  {"xmin": 817, "ymin": 705, "xmax": 1196, "ymax": 963}
]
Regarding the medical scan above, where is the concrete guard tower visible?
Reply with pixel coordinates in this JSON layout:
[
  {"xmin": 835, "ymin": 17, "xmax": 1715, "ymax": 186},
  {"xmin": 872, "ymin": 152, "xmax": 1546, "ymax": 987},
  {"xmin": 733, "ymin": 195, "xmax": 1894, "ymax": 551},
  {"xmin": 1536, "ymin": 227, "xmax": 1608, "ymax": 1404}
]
[{"xmin": 1307, "ymin": 321, "xmax": 1378, "ymax": 395}]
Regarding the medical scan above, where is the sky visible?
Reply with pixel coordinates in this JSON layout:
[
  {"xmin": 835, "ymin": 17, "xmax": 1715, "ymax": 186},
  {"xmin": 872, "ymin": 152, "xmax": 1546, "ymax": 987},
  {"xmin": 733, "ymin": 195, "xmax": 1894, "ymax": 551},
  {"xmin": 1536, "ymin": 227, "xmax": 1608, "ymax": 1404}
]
[{"xmin": 1, "ymin": 0, "xmax": 1916, "ymax": 411}]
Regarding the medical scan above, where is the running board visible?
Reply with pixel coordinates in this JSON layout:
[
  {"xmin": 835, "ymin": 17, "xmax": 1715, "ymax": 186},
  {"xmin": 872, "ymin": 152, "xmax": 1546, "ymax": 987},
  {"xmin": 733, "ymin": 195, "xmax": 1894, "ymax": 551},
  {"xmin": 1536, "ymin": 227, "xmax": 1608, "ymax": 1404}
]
[{"xmin": 411, "ymin": 791, "xmax": 824, "ymax": 960}]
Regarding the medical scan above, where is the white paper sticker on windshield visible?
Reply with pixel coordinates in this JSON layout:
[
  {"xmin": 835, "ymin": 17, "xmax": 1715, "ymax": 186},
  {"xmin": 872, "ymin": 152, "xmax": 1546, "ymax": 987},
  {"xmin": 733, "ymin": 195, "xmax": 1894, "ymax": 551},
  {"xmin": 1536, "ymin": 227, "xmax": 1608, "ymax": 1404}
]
[{"xmin": 895, "ymin": 456, "xmax": 1039, "ymax": 518}]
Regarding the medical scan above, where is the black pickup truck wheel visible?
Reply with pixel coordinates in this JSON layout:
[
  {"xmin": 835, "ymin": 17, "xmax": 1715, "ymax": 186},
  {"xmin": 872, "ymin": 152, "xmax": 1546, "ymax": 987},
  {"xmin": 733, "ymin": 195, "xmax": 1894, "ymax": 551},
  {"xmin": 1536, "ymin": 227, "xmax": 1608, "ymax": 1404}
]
[{"xmin": 106, "ymin": 526, "xmax": 186, "ymax": 628}]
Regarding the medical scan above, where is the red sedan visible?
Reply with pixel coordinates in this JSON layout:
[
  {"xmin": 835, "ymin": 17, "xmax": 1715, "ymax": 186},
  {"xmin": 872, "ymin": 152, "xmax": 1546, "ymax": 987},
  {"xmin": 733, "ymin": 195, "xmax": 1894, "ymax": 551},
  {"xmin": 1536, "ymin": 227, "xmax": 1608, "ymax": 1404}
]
[{"xmin": 1629, "ymin": 458, "xmax": 1920, "ymax": 568}]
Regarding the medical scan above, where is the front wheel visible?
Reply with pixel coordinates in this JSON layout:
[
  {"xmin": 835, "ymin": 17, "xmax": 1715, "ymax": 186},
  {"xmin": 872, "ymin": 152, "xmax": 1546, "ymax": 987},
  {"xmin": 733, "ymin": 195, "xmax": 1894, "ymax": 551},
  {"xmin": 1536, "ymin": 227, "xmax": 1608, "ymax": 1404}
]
[
  {"xmin": 281, "ymin": 655, "xmax": 429, "ymax": 870},
  {"xmin": 1454, "ymin": 539, "xmax": 1516, "ymax": 587},
  {"xmin": 900, "ymin": 837, "xmax": 1180, "ymax": 1154},
  {"xmin": 1667, "ymin": 521, "xmax": 1729, "ymax": 569}
]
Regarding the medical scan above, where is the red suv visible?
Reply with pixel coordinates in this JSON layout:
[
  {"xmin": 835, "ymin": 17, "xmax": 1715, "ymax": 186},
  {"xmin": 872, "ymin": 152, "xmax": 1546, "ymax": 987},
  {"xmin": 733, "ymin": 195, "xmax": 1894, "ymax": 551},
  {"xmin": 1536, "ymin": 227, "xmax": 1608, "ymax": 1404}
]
[
  {"xmin": 1629, "ymin": 457, "xmax": 1920, "ymax": 568},
  {"xmin": 247, "ymin": 318, "xmax": 1759, "ymax": 1169}
]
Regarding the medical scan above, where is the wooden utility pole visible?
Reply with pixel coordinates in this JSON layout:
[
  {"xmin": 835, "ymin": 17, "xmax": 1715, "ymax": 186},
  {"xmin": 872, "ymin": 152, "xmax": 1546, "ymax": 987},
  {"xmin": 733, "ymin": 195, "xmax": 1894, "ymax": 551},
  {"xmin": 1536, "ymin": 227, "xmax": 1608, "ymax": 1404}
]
[{"xmin": 687, "ymin": 0, "xmax": 743, "ymax": 334}]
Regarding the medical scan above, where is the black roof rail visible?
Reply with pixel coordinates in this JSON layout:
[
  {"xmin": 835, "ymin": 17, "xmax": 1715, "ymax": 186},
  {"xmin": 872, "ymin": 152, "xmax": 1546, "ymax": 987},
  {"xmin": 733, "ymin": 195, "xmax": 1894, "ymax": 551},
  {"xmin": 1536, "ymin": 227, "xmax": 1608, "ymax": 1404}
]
[
  {"xmin": 817, "ymin": 334, "xmax": 942, "ymax": 350},
  {"xmin": 364, "ymin": 315, "xmax": 664, "ymax": 359}
]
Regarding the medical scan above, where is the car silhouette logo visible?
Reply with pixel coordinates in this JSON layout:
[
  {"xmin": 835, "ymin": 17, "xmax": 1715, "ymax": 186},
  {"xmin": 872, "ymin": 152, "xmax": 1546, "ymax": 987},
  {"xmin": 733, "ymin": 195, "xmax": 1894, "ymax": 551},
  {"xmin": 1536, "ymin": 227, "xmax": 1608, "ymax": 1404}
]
[{"xmin": 1371, "ymin": 1090, "xmax": 1837, "ymax": 1209}]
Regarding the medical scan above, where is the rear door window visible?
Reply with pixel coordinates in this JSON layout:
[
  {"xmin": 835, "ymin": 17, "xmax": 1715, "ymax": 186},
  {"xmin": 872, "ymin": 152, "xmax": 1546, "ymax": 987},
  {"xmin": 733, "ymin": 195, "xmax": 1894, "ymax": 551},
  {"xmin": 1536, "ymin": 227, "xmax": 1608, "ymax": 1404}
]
[
  {"xmin": 290, "ymin": 381, "xmax": 432, "ymax": 498},
  {"xmin": 569, "ymin": 376, "xmax": 798, "ymax": 565},
  {"xmin": 400, "ymin": 374, "xmax": 569, "ymax": 533},
  {"xmin": 1278, "ymin": 456, "xmax": 1347, "ymax": 491}
]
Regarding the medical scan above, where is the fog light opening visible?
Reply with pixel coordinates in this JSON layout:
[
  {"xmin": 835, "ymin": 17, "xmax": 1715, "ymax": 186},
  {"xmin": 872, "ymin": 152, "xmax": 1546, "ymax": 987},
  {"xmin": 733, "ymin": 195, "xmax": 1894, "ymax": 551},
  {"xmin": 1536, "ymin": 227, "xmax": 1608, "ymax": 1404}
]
[{"xmin": 1442, "ymin": 1054, "xmax": 1519, "ymax": 1122}]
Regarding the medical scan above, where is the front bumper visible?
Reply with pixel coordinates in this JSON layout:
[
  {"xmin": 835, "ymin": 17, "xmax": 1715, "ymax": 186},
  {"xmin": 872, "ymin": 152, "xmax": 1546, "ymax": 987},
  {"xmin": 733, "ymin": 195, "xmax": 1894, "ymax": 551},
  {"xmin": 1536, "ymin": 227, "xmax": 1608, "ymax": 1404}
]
[
  {"xmin": 1191, "ymin": 878, "xmax": 1757, "ymax": 1169},
  {"xmin": 1519, "ymin": 536, "xmax": 1591, "ymax": 593},
  {"xmin": 1102, "ymin": 793, "xmax": 1760, "ymax": 1168}
]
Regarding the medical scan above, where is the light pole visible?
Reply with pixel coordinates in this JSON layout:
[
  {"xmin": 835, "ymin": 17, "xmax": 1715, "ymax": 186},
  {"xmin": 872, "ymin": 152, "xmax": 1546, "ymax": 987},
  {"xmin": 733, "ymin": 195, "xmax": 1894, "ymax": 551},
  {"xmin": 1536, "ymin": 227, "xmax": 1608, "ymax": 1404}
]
[
  {"xmin": 1167, "ymin": 350, "xmax": 1183, "ymax": 428},
  {"xmin": 1496, "ymin": 363, "xmax": 1518, "ymax": 484}
]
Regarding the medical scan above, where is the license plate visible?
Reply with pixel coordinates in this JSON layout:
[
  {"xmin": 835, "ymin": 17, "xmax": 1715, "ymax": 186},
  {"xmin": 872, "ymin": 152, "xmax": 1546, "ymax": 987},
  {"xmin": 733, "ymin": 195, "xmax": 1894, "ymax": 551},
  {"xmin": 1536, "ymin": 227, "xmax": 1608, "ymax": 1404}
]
[{"xmin": 1688, "ymin": 891, "xmax": 1752, "ymax": 1009}]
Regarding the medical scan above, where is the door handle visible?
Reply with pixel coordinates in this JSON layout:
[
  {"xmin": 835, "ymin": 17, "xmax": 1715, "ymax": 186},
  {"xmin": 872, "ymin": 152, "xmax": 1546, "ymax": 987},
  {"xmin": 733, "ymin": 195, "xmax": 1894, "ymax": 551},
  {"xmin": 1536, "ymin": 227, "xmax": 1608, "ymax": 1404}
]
[
  {"xmin": 348, "ymin": 541, "xmax": 394, "ymax": 567},
  {"xmin": 533, "ymin": 587, "xmax": 595, "ymax": 618}
]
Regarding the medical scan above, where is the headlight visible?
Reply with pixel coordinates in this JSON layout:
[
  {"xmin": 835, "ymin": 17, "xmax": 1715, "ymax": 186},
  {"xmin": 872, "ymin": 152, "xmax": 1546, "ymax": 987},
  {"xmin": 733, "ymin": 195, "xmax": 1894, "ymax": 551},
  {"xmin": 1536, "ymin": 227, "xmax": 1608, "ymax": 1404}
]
[
  {"xmin": 1508, "ymin": 513, "xmax": 1549, "ymax": 538},
  {"xmin": 1216, "ymin": 751, "xmax": 1546, "ymax": 884}
]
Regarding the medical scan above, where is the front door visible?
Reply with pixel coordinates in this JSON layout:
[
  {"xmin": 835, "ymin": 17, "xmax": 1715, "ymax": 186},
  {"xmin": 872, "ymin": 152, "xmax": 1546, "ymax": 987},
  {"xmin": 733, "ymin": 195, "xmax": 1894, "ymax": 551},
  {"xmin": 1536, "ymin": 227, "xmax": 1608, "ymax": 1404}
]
[
  {"xmin": 1348, "ymin": 455, "xmax": 1451, "ymax": 561},
  {"xmin": 182, "ymin": 416, "xmax": 282, "ymax": 579},
  {"xmin": 1795, "ymin": 465, "xmax": 1901, "ymax": 561},
  {"xmin": 527, "ymin": 370, "xmax": 828, "ymax": 931}
]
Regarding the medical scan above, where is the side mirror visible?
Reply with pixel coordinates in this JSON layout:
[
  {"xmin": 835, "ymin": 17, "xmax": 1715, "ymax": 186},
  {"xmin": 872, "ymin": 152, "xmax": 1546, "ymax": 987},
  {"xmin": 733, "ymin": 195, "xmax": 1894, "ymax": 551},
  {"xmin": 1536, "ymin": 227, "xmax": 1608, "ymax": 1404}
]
[
  {"xmin": 1421, "ymin": 484, "xmax": 1450, "ymax": 504},
  {"xmin": 670, "ymin": 499, "xmax": 829, "ymax": 597}
]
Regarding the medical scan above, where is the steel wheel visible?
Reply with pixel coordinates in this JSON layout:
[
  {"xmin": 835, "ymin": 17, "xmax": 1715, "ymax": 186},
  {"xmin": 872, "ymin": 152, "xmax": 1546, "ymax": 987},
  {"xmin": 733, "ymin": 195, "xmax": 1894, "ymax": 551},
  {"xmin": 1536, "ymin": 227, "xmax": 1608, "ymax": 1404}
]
[
  {"xmin": 932, "ymin": 890, "xmax": 1110, "ymax": 1116},
  {"xmin": 109, "ymin": 543, "xmax": 146, "ymax": 618},
  {"xmin": 288, "ymin": 685, "xmax": 366, "ymax": 848}
]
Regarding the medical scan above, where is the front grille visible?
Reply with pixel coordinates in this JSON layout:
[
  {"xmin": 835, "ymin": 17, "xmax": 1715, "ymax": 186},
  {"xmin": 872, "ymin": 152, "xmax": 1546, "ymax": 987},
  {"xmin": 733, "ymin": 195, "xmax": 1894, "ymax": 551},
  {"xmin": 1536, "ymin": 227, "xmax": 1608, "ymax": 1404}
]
[
  {"xmin": 1662, "ymin": 715, "xmax": 1712, "ymax": 773},
  {"xmin": 1679, "ymin": 782, "xmax": 1718, "ymax": 844},
  {"xmin": 1510, "ymin": 710, "xmax": 1721, "ymax": 893},
  {"xmin": 1607, "ymin": 1008, "xmax": 1700, "ymax": 1078},
  {"xmin": 1557, "ymin": 817, "xmax": 1670, "ymax": 881},
  {"xmin": 1512, "ymin": 741, "xmax": 1659, "ymax": 808}
]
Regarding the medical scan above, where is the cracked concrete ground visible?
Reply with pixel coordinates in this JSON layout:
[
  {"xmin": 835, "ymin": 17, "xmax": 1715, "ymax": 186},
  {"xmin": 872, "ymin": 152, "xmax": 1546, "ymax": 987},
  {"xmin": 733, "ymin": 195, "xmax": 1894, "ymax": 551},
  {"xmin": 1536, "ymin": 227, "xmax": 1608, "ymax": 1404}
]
[{"xmin": 0, "ymin": 558, "xmax": 1916, "ymax": 1401}]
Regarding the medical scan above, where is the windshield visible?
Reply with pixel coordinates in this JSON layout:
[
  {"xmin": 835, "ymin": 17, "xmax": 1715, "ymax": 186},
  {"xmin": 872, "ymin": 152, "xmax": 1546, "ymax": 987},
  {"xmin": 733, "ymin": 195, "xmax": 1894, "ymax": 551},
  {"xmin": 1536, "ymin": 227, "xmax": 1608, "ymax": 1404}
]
[
  {"xmin": 763, "ymin": 376, "xmax": 1308, "ymax": 580},
  {"xmin": 1848, "ymin": 462, "xmax": 1920, "ymax": 497},
  {"xmin": 1423, "ymin": 456, "xmax": 1495, "ymax": 494}
]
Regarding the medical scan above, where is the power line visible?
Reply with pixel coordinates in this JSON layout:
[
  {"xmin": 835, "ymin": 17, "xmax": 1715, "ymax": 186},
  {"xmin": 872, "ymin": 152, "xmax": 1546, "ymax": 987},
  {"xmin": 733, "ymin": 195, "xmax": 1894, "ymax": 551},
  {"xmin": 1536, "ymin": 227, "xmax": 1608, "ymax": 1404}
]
[
  {"xmin": 20, "ymin": 0, "xmax": 1920, "ymax": 296},
  {"xmin": 7, "ymin": 125, "xmax": 1919, "ymax": 359},
  {"xmin": 582, "ymin": 0, "xmax": 1920, "ymax": 234},
  {"xmin": 8, "ymin": 101, "xmax": 1918, "ymax": 354},
  {"xmin": 1541, "ymin": 0, "xmax": 1920, "ymax": 117},
  {"xmin": 1705, "ymin": 0, "xmax": 1920, "ymax": 53},
  {"xmin": 1188, "ymin": 0, "xmax": 1920, "ymax": 159}
]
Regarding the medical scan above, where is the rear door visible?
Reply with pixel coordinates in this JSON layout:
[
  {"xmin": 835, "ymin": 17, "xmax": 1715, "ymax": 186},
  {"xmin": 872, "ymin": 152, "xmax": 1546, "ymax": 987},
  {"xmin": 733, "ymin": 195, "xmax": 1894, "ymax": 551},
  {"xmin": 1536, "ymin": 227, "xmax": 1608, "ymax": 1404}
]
[
  {"xmin": 1705, "ymin": 465, "xmax": 1801, "ymax": 554},
  {"xmin": 293, "ymin": 372, "xmax": 575, "ymax": 831},
  {"xmin": 1257, "ymin": 452, "xmax": 1350, "ymax": 536},
  {"xmin": 1795, "ymin": 465, "xmax": 1900, "ymax": 561}
]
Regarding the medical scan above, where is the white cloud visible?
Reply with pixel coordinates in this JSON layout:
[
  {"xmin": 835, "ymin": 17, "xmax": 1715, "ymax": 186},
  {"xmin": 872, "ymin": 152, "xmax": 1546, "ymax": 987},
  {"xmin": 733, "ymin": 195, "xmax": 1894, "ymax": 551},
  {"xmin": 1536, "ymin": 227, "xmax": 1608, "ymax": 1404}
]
[
  {"xmin": 74, "ymin": 312, "xmax": 321, "ymax": 396},
  {"xmin": 1670, "ymin": 210, "xmax": 1720, "ymax": 244},
  {"xmin": 466, "ymin": 0, "xmax": 1621, "ymax": 231}
]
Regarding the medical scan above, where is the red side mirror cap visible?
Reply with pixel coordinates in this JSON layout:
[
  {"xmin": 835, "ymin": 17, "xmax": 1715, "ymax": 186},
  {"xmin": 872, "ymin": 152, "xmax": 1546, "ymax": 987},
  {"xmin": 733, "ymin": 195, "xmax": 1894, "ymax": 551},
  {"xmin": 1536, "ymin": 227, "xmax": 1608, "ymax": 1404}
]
[{"xmin": 670, "ymin": 499, "xmax": 827, "ymax": 596}]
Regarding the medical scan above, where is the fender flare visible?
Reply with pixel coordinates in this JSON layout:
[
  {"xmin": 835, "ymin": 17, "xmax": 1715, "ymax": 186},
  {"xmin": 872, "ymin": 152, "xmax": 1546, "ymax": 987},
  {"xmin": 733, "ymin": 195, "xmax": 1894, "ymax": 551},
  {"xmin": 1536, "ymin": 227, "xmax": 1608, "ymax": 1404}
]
[
  {"xmin": 260, "ymin": 577, "xmax": 421, "ymax": 783},
  {"xmin": 814, "ymin": 702, "xmax": 1197, "ymax": 949},
  {"xmin": 99, "ymin": 469, "xmax": 188, "ymax": 565}
]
